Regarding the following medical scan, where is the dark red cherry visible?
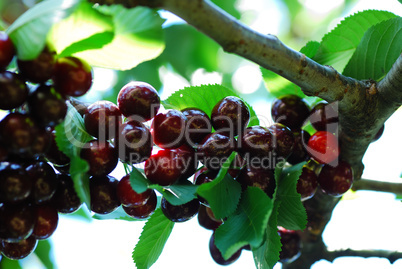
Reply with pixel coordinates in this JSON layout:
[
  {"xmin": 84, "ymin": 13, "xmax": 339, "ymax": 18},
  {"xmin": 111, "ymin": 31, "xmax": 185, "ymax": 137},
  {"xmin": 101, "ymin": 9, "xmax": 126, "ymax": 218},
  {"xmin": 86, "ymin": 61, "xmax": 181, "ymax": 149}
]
[
  {"xmin": 296, "ymin": 166, "xmax": 318, "ymax": 201},
  {"xmin": 278, "ymin": 228, "xmax": 302, "ymax": 263},
  {"xmin": 317, "ymin": 161, "xmax": 353, "ymax": 196},
  {"xmin": 198, "ymin": 204, "xmax": 222, "ymax": 230},
  {"xmin": 238, "ymin": 126, "xmax": 274, "ymax": 167},
  {"xmin": 308, "ymin": 102, "xmax": 338, "ymax": 132},
  {"xmin": 53, "ymin": 174, "xmax": 82, "ymax": 214},
  {"xmin": 268, "ymin": 123, "xmax": 294, "ymax": 159},
  {"xmin": 122, "ymin": 190, "xmax": 157, "ymax": 219},
  {"xmin": 0, "ymin": 71, "xmax": 29, "ymax": 110},
  {"xmin": 80, "ymin": 140, "xmax": 118, "ymax": 177},
  {"xmin": 53, "ymin": 56, "xmax": 92, "ymax": 97},
  {"xmin": 84, "ymin": 100, "xmax": 122, "ymax": 140},
  {"xmin": 0, "ymin": 162, "xmax": 31, "ymax": 203},
  {"xmin": 117, "ymin": 174, "xmax": 152, "ymax": 207},
  {"xmin": 170, "ymin": 144, "xmax": 198, "ymax": 180},
  {"xmin": 17, "ymin": 45, "xmax": 56, "ymax": 83},
  {"xmin": 209, "ymin": 233, "xmax": 242, "ymax": 265},
  {"xmin": 89, "ymin": 175, "xmax": 120, "ymax": 214},
  {"xmin": 144, "ymin": 149, "xmax": 182, "ymax": 186},
  {"xmin": 211, "ymin": 96, "xmax": 250, "ymax": 137},
  {"xmin": 287, "ymin": 130, "xmax": 310, "ymax": 165},
  {"xmin": 160, "ymin": 197, "xmax": 200, "ymax": 222},
  {"xmin": 236, "ymin": 166, "xmax": 276, "ymax": 198},
  {"xmin": 27, "ymin": 84, "xmax": 67, "ymax": 127},
  {"xmin": 0, "ymin": 204, "xmax": 34, "ymax": 242},
  {"xmin": 0, "ymin": 236, "xmax": 37, "ymax": 260},
  {"xmin": 0, "ymin": 31, "xmax": 15, "ymax": 69},
  {"xmin": 45, "ymin": 130, "xmax": 70, "ymax": 166},
  {"xmin": 197, "ymin": 132, "xmax": 235, "ymax": 171},
  {"xmin": 152, "ymin": 109, "xmax": 187, "ymax": 149},
  {"xmin": 25, "ymin": 161, "xmax": 57, "ymax": 204},
  {"xmin": 32, "ymin": 204, "xmax": 58, "ymax": 240},
  {"xmin": 115, "ymin": 120, "xmax": 153, "ymax": 165},
  {"xmin": 117, "ymin": 81, "xmax": 160, "ymax": 121},
  {"xmin": 182, "ymin": 107, "xmax": 212, "ymax": 146},
  {"xmin": 271, "ymin": 95, "xmax": 310, "ymax": 130}
]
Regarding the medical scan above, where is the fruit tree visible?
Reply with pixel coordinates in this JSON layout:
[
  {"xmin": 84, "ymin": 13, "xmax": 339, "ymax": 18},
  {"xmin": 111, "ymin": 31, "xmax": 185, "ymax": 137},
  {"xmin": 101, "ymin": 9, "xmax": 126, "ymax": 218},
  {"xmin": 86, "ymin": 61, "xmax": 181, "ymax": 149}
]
[{"xmin": 0, "ymin": 0, "xmax": 402, "ymax": 268}]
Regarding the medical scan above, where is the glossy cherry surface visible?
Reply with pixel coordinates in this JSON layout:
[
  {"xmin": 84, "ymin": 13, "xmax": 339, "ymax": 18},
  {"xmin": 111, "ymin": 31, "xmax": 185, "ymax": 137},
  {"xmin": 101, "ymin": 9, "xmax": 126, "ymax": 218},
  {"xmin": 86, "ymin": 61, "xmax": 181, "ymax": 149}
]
[
  {"xmin": 0, "ymin": 71, "xmax": 28, "ymax": 110},
  {"xmin": 152, "ymin": 109, "xmax": 187, "ymax": 149}
]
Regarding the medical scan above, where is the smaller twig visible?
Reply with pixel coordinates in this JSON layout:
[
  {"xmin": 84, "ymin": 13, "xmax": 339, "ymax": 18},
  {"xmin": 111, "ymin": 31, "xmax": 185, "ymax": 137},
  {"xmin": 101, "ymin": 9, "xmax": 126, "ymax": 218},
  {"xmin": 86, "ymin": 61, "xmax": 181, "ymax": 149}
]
[
  {"xmin": 352, "ymin": 178, "xmax": 402, "ymax": 196},
  {"xmin": 324, "ymin": 248, "xmax": 402, "ymax": 264}
]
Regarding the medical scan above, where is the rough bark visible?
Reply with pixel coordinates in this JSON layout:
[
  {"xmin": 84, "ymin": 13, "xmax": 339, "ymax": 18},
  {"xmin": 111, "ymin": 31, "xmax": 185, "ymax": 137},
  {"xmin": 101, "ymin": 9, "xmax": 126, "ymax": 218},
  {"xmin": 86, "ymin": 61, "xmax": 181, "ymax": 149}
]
[{"xmin": 88, "ymin": 0, "xmax": 402, "ymax": 267}]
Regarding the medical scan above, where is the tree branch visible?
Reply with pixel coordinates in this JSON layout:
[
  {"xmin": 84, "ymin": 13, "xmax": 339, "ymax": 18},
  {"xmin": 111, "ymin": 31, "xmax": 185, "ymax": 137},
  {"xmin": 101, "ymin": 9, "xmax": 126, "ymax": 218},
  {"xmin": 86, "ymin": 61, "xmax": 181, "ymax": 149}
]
[
  {"xmin": 352, "ymin": 178, "xmax": 402, "ymax": 196},
  {"xmin": 378, "ymin": 54, "xmax": 402, "ymax": 105},
  {"xmin": 324, "ymin": 248, "xmax": 402, "ymax": 264}
]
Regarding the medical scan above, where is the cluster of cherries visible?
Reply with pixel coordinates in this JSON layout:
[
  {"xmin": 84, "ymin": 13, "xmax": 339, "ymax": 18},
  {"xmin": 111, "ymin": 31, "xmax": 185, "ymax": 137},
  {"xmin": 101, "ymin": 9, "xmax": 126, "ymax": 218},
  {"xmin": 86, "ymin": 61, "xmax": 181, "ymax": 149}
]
[{"xmin": 0, "ymin": 32, "xmax": 93, "ymax": 261}]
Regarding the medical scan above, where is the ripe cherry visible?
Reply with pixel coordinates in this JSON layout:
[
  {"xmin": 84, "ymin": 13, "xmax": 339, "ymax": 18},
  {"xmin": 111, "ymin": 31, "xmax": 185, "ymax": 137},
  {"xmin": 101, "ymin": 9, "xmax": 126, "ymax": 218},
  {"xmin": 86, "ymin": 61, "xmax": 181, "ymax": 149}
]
[
  {"xmin": 53, "ymin": 174, "xmax": 82, "ymax": 214},
  {"xmin": 287, "ymin": 130, "xmax": 310, "ymax": 165},
  {"xmin": 271, "ymin": 95, "xmax": 310, "ymax": 130},
  {"xmin": 209, "ymin": 233, "xmax": 242, "ymax": 265},
  {"xmin": 296, "ymin": 166, "xmax": 318, "ymax": 201},
  {"xmin": 152, "ymin": 109, "xmax": 187, "ymax": 149},
  {"xmin": 117, "ymin": 81, "xmax": 160, "ymax": 121},
  {"xmin": 161, "ymin": 197, "xmax": 200, "ymax": 222},
  {"xmin": 144, "ymin": 149, "xmax": 183, "ymax": 186},
  {"xmin": 182, "ymin": 107, "xmax": 212, "ymax": 145},
  {"xmin": 197, "ymin": 132, "xmax": 235, "ymax": 171},
  {"xmin": 0, "ymin": 31, "xmax": 15, "ymax": 69},
  {"xmin": 0, "ymin": 162, "xmax": 31, "ymax": 203},
  {"xmin": 117, "ymin": 174, "xmax": 152, "ymax": 207},
  {"xmin": 236, "ymin": 166, "xmax": 276, "ymax": 198},
  {"xmin": 25, "ymin": 161, "xmax": 57, "ymax": 204},
  {"xmin": 0, "ymin": 203, "xmax": 34, "ymax": 242},
  {"xmin": 278, "ymin": 228, "xmax": 302, "ymax": 263},
  {"xmin": 238, "ymin": 126, "xmax": 274, "ymax": 167},
  {"xmin": 211, "ymin": 96, "xmax": 250, "ymax": 137},
  {"xmin": 53, "ymin": 56, "xmax": 92, "ymax": 97},
  {"xmin": 32, "ymin": 204, "xmax": 58, "ymax": 240},
  {"xmin": 317, "ymin": 160, "xmax": 353, "ymax": 196},
  {"xmin": 89, "ymin": 175, "xmax": 121, "ymax": 214},
  {"xmin": 80, "ymin": 140, "xmax": 118, "ymax": 177},
  {"xmin": 198, "ymin": 204, "xmax": 222, "ymax": 230},
  {"xmin": 307, "ymin": 131, "xmax": 339, "ymax": 165},
  {"xmin": 122, "ymin": 190, "xmax": 157, "ymax": 219},
  {"xmin": 17, "ymin": 45, "xmax": 56, "ymax": 83},
  {"xmin": 268, "ymin": 123, "xmax": 294, "ymax": 159},
  {"xmin": 0, "ymin": 236, "xmax": 38, "ymax": 260},
  {"xmin": 0, "ymin": 71, "xmax": 29, "ymax": 110}
]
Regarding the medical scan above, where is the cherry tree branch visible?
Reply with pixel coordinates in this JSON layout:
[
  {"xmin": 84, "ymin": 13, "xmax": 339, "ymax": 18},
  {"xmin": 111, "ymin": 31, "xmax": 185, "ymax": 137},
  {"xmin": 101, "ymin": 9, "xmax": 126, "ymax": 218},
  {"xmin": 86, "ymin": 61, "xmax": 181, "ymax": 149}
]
[
  {"xmin": 352, "ymin": 178, "xmax": 402, "ymax": 196},
  {"xmin": 378, "ymin": 54, "xmax": 402, "ymax": 105},
  {"xmin": 324, "ymin": 248, "xmax": 402, "ymax": 264}
]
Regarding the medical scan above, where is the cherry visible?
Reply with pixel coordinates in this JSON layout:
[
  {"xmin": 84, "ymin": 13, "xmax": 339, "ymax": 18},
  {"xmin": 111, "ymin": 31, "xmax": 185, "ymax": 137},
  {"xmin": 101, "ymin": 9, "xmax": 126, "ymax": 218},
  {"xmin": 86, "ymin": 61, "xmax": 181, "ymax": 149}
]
[
  {"xmin": 53, "ymin": 174, "xmax": 82, "ymax": 214},
  {"xmin": 236, "ymin": 166, "xmax": 276, "ymax": 198},
  {"xmin": 17, "ymin": 45, "xmax": 56, "ymax": 83},
  {"xmin": 0, "ymin": 71, "xmax": 29, "ymax": 110},
  {"xmin": 27, "ymin": 84, "xmax": 67, "ymax": 127},
  {"xmin": 161, "ymin": 197, "xmax": 200, "ymax": 222},
  {"xmin": 89, "ymin": 175, "xmax": 121, "ymax": 214},
  {"xmin": 0, "ymin": 112, "xmax": 38, "ymax": 155},
  {"xmin": 268, "ymin": 123, "xmax": 294, "ymax": 159},
  {"xmin": 317, "ymin": 160, "xmax": 353, "ymax": 196},
  {"xmin": 144, "ymin": 149, "xmax": 183, "ymax": 186},
  {"xmin": 32, "ymin": 204, "xmax": 58, "ymax": 240},
  {"xmin": 0, "ymin": 203, "xmax": 34, "ymax": 242},
  {"xmin": 197, "ymin": 204, "xmax": 222, "ymax": 230},
  {"xmin": 152, "ymin": 109, "xmax": 187, "ymax": 149},
  {"xmin": 307, "ymin": 131, "xmax": 339, "ymax": 164},
  {"xmin": 0, "ymin": 31, "xmax": 15, "ymax": 69},
  {"xmin": 211, "ymin": 96, "xmax": 250, "ymax": 137},
  {"xmin": 122, "ymin": 190, "xmax": 157, "ymax": 219},
  {"xmin": 25, "ymin": 161, "xmax": 57, "ymax": 204},
  {"xmin": 84, "ymin": 100, "xmax": 122, "ymax": 140},
  {"xmin": 0, "ymin": 162, "xmax": 31, "ymax": 203},
  {"xmin": 52, "ymin": 56, "xmax": 92, "ymax": 97},
  {"xmin": 0, "ymin": 236, "xmax": 37, "ymax": 260},
  {"xmin": 115, "ymin": 120, "xmax": 152, "ymax": 165},
  {"xmin": 287, "ymin": 130, "xmax": 310, "ymax": 165},
  {"xmin": 271, "ymin": 95, "xmax": 310, "ymax": 130},
  {"xmin": 197, "ymin": 132, "xmax": 235, "ymax": 171},
  {"xmin": 238, "ymin": 126, "xmax": 274, "ymax": 167},
  {"xmin": 182, "ymin": 107, "xmax": 212, "ymax": 146},
  {"xmin": 45, "ymin": 129, "xmax": 70, "ymax": 166},
  {"xmin": 171, "ymin": 144, "xmax": 198, "ymax": 180},
  {"xmin": 278, "ymin": 228, "xmax": 302, "ymax": 263},
  {"xmin": 117, "ymin": 174, "xmax": 153, "ymax": 207},
  {"xmin": 309, "ymin": 102, "xmax": 338, "ymax": 132},
  {"xmin": 209, "ymin": 233, "xmax": 242, "ymax": 265},
  {"xmin": 80, "ymin": 140, "xmax": 118, "ymax": 177},
  {"xmin": 296, "ymin": 166, "xmax": 318, "ymax": 201},
  {"xmin": 194, "ymin": 167, "xmax": 217, "ymax": 185},
  {"xmin": 117, "ymin": 81, "xmax": 160, "ymax": 121},
  {"xmin": 31, "ymin": 127, "xmax": 52, "ymax": 157}
]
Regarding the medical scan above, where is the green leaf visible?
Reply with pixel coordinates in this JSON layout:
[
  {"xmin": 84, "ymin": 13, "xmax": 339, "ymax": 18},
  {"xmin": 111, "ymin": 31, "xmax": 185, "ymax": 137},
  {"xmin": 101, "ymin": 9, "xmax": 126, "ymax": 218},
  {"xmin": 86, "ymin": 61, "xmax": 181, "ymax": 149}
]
[
  {"xmin": 196, "ymin": 152, "xmax": 242, "ymax": 219},
  {"xmin": 313, "ymin": 10, "xmax": 397, "ymax": 71},
  {"xmin": 130, "ymin": 166, "xmax": 150, "ymax": 194},
  {"xmin": 343, "ymin": 17, "xmax": 402, "ymax": 80},
  {"xmin": 132, "ymin": 208, "xmax": 175, "ymax": 269},
  {"xmin": 34, "ymin": 240, "xmax": 55, "ymax": 269},
  {"xmin": 163, "ymin": 84, "xmax": 260, "ymax": 127},
  {"xmin": 0, "ymin": 258, "xmax": 22, "ymax": 269},
  {"xmin": 260, "ymin": 68, "xmax": 305, "ymax": 98},
  {"xmin": 215, "ymin": 187, "xmax": 274, "ymax": 260},
  {"xmin": 252, "ymin": 202, "xmax": 281, "ymax": 269},
  {"xmin": 6, "ymin": 0, "xmax": 80, "ymax": 60},
  {"xmin": 54, "ymin": 102, "xmax": 92, "ymax": 208},
  {"xmin": 300, "ymin": 41, "xmax": 320, "ymax": 59},
  {"xmin": 276, "ymin": 162, "xmax": 307, "ymax": 230}
]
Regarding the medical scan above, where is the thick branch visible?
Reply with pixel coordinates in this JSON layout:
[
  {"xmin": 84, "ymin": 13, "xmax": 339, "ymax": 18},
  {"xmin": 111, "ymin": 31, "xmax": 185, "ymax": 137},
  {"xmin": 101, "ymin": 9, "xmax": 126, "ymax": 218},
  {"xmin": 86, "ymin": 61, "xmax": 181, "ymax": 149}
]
[
  {"xmin": 352, "ymin": 178, "xmax": 402, "ymax": 196},
  {"xmin": 324, "ymin": 248, "xmax": 402, "ymax": 264},
  {"xmin": 378, "ymin": 54, "xmax": 402, "ymax": 105}
]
